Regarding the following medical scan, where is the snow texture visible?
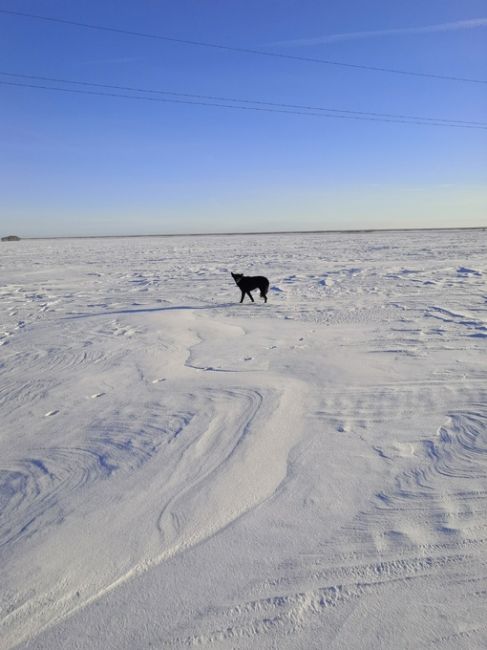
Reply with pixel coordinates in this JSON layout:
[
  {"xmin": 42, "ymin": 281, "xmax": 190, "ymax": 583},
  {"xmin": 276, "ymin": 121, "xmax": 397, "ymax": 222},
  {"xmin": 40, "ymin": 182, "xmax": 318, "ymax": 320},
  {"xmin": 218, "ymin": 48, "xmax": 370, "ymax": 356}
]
[{"xmin": 1, "ymin": 229, "xmax": 486, "ymax": 649}]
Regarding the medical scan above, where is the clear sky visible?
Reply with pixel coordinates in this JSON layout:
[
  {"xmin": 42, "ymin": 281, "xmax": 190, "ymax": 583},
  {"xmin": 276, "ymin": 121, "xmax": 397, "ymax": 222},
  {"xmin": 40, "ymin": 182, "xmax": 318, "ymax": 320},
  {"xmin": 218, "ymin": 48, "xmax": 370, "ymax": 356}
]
[{"xmin": 1, "ymin": 0, "xmax": 486, "ymax": 237}]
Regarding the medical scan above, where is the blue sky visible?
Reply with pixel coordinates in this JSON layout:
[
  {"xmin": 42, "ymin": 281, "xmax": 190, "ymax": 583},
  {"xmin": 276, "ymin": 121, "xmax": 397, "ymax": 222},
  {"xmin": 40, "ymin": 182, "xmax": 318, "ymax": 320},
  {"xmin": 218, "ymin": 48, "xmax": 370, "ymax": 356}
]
[{"xmin": 1, "ymin": 0, "xmax": 486, "ymax": 236}]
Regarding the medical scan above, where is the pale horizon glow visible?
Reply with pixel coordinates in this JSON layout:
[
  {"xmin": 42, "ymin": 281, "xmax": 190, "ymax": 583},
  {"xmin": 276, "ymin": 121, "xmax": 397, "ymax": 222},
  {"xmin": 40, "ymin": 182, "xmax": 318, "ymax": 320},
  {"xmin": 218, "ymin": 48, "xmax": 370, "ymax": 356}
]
[{"xmin": 7, "ymin": 183, "xmax": 486, "ymax": 239}]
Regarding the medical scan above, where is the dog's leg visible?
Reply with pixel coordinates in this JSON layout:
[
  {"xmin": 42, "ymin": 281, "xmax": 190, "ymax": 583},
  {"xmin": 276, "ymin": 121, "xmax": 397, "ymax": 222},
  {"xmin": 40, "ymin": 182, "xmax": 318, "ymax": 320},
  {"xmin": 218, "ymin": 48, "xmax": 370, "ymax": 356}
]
[
  {"xmin": 240, "ymin": 290, "xmax": 245, "ymax": 303},
  {"xmin": 248, "ymin": 291, "xmax": 254, "ymax": 302}
]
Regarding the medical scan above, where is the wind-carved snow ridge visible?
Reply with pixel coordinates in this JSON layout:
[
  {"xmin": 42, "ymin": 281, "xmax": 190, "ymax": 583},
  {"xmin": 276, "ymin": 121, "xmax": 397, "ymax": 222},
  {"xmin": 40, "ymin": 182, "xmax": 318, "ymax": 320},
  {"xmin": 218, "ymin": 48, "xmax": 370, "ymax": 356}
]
[
  {"xmin": 1, "ymin": 229, "xmax": 486, "ymax": 649},
  {"xmin": 362, "ymin": 401, "xmax": 487, "ymax": 551},
  {"xmin": 156, "ymin": 387, "xmax": 264, "ymax": 547},
  {"xmin": 86, "ymin": 371, "xmax": 304, "ymax": 603},
  {"xmin": 0, "ymin": 409, "xmax": 193, "ymax": 548}
]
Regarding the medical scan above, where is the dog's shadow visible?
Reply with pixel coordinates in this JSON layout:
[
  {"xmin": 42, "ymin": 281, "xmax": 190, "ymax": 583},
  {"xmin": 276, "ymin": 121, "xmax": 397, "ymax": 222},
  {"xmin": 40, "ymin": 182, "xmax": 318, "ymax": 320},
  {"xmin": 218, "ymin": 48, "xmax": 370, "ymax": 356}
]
[{"xmin": 64, "ymin": 303, "xmax": 236, "ymax": 320}]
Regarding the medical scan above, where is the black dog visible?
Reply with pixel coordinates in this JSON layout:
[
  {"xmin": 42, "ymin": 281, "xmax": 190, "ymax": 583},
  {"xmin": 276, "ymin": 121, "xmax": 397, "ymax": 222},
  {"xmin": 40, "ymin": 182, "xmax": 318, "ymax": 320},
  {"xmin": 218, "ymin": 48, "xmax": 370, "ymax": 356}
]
[{"xmin": 231, "ymin": 272, "xmax": 269, "ymax": 303}]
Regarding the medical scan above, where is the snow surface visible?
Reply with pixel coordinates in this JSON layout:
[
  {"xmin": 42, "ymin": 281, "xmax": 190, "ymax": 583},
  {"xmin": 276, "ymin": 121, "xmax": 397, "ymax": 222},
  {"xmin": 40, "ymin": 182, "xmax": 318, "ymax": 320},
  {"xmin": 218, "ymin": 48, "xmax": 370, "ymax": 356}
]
[{"xmin": 1, "ymin": 229, "xmax": 486, "ymax": 649}]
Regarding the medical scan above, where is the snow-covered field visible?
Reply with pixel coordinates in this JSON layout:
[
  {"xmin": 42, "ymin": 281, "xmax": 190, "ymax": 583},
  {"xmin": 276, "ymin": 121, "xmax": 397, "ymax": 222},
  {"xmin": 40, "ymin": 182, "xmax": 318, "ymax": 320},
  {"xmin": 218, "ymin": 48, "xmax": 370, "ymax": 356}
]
[{"xmin": 1, "ymin": 229, "xmax": 486, "ymax": 649}]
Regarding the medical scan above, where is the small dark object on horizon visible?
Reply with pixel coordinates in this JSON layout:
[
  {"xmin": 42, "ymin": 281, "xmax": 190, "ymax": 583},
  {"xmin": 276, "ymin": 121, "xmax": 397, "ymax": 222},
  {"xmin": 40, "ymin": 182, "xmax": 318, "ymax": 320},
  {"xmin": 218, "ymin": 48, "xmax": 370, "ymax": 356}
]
[
  {"xmin": 1, "ymin": 235, "xmax": 20, "ymax": 241},
  {"xmin": 231, "ymin": 272, "xmax": 269, "ymax": 304}
]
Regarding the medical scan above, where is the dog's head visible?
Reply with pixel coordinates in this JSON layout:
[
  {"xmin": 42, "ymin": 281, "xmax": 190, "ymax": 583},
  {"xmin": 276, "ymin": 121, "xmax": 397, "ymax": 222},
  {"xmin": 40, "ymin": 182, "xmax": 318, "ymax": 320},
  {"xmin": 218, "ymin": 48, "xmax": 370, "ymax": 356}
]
[{"xmin": 231, "ymin": 272, "xmax": 243, "ymax": 285}]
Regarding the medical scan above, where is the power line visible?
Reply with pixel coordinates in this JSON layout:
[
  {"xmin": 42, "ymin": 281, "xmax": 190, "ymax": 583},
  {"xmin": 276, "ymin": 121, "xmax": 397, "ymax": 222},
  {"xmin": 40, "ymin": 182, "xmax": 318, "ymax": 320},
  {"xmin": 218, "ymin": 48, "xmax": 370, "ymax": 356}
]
[
  {"xmin": 1, "ymin": 8, "xmax": 486, "ymax": 85},
  {"xmin": 2, "ymin": 71, "xmax": 484, "ymax": 127},
  {"xmin": 2, "ymin": 79, "xmax": 486, "ymax": 130}
]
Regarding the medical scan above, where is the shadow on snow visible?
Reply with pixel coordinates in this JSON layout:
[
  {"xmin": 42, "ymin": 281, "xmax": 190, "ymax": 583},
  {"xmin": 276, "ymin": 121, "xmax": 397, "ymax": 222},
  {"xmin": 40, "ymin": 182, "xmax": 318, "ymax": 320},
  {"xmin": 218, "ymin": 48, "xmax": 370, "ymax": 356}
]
[{"xmin": 63, "ymin": 303, "xmax": 243, "ymax": 319}]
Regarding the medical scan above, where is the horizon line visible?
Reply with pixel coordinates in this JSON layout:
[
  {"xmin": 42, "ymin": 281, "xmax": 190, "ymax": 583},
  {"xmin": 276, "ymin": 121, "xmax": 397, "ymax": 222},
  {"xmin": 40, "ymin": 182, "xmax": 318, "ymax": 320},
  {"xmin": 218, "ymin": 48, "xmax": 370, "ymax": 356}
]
[{"xmin": 6, "ymin": 225, "xmax": 487, "ymax": 241}]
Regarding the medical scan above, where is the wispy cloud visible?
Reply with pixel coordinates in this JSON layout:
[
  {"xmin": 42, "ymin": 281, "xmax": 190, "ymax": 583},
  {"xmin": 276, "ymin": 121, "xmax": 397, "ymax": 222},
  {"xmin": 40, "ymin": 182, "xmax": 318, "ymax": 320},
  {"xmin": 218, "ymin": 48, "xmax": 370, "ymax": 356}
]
[{"xmin": 271, "ymin": 18, "xmax": 487, "ymax": 47}]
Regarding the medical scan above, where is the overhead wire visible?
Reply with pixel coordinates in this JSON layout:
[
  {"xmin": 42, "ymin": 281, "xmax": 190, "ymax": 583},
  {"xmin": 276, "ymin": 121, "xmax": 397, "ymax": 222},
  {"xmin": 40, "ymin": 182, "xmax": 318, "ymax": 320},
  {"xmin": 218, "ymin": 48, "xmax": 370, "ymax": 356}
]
[
  {"xmin": 1, "ymin": 8, "xmax": 486, "ymax": 85},
  {"xmin": 1, "ymin": 71, "xmax": 485, "ymax": 127},
  {"xmin": 2, "ymin": 78, "xmax": 486, "ymax": 130}
]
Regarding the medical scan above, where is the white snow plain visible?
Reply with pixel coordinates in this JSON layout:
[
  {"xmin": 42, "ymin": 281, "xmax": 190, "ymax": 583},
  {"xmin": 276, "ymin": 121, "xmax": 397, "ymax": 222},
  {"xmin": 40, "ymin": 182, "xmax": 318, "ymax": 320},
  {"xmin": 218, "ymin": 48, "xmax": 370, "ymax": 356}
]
[{"xmin": 1, "ymin": 229, "xmax": 486, "ymax": 649}]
